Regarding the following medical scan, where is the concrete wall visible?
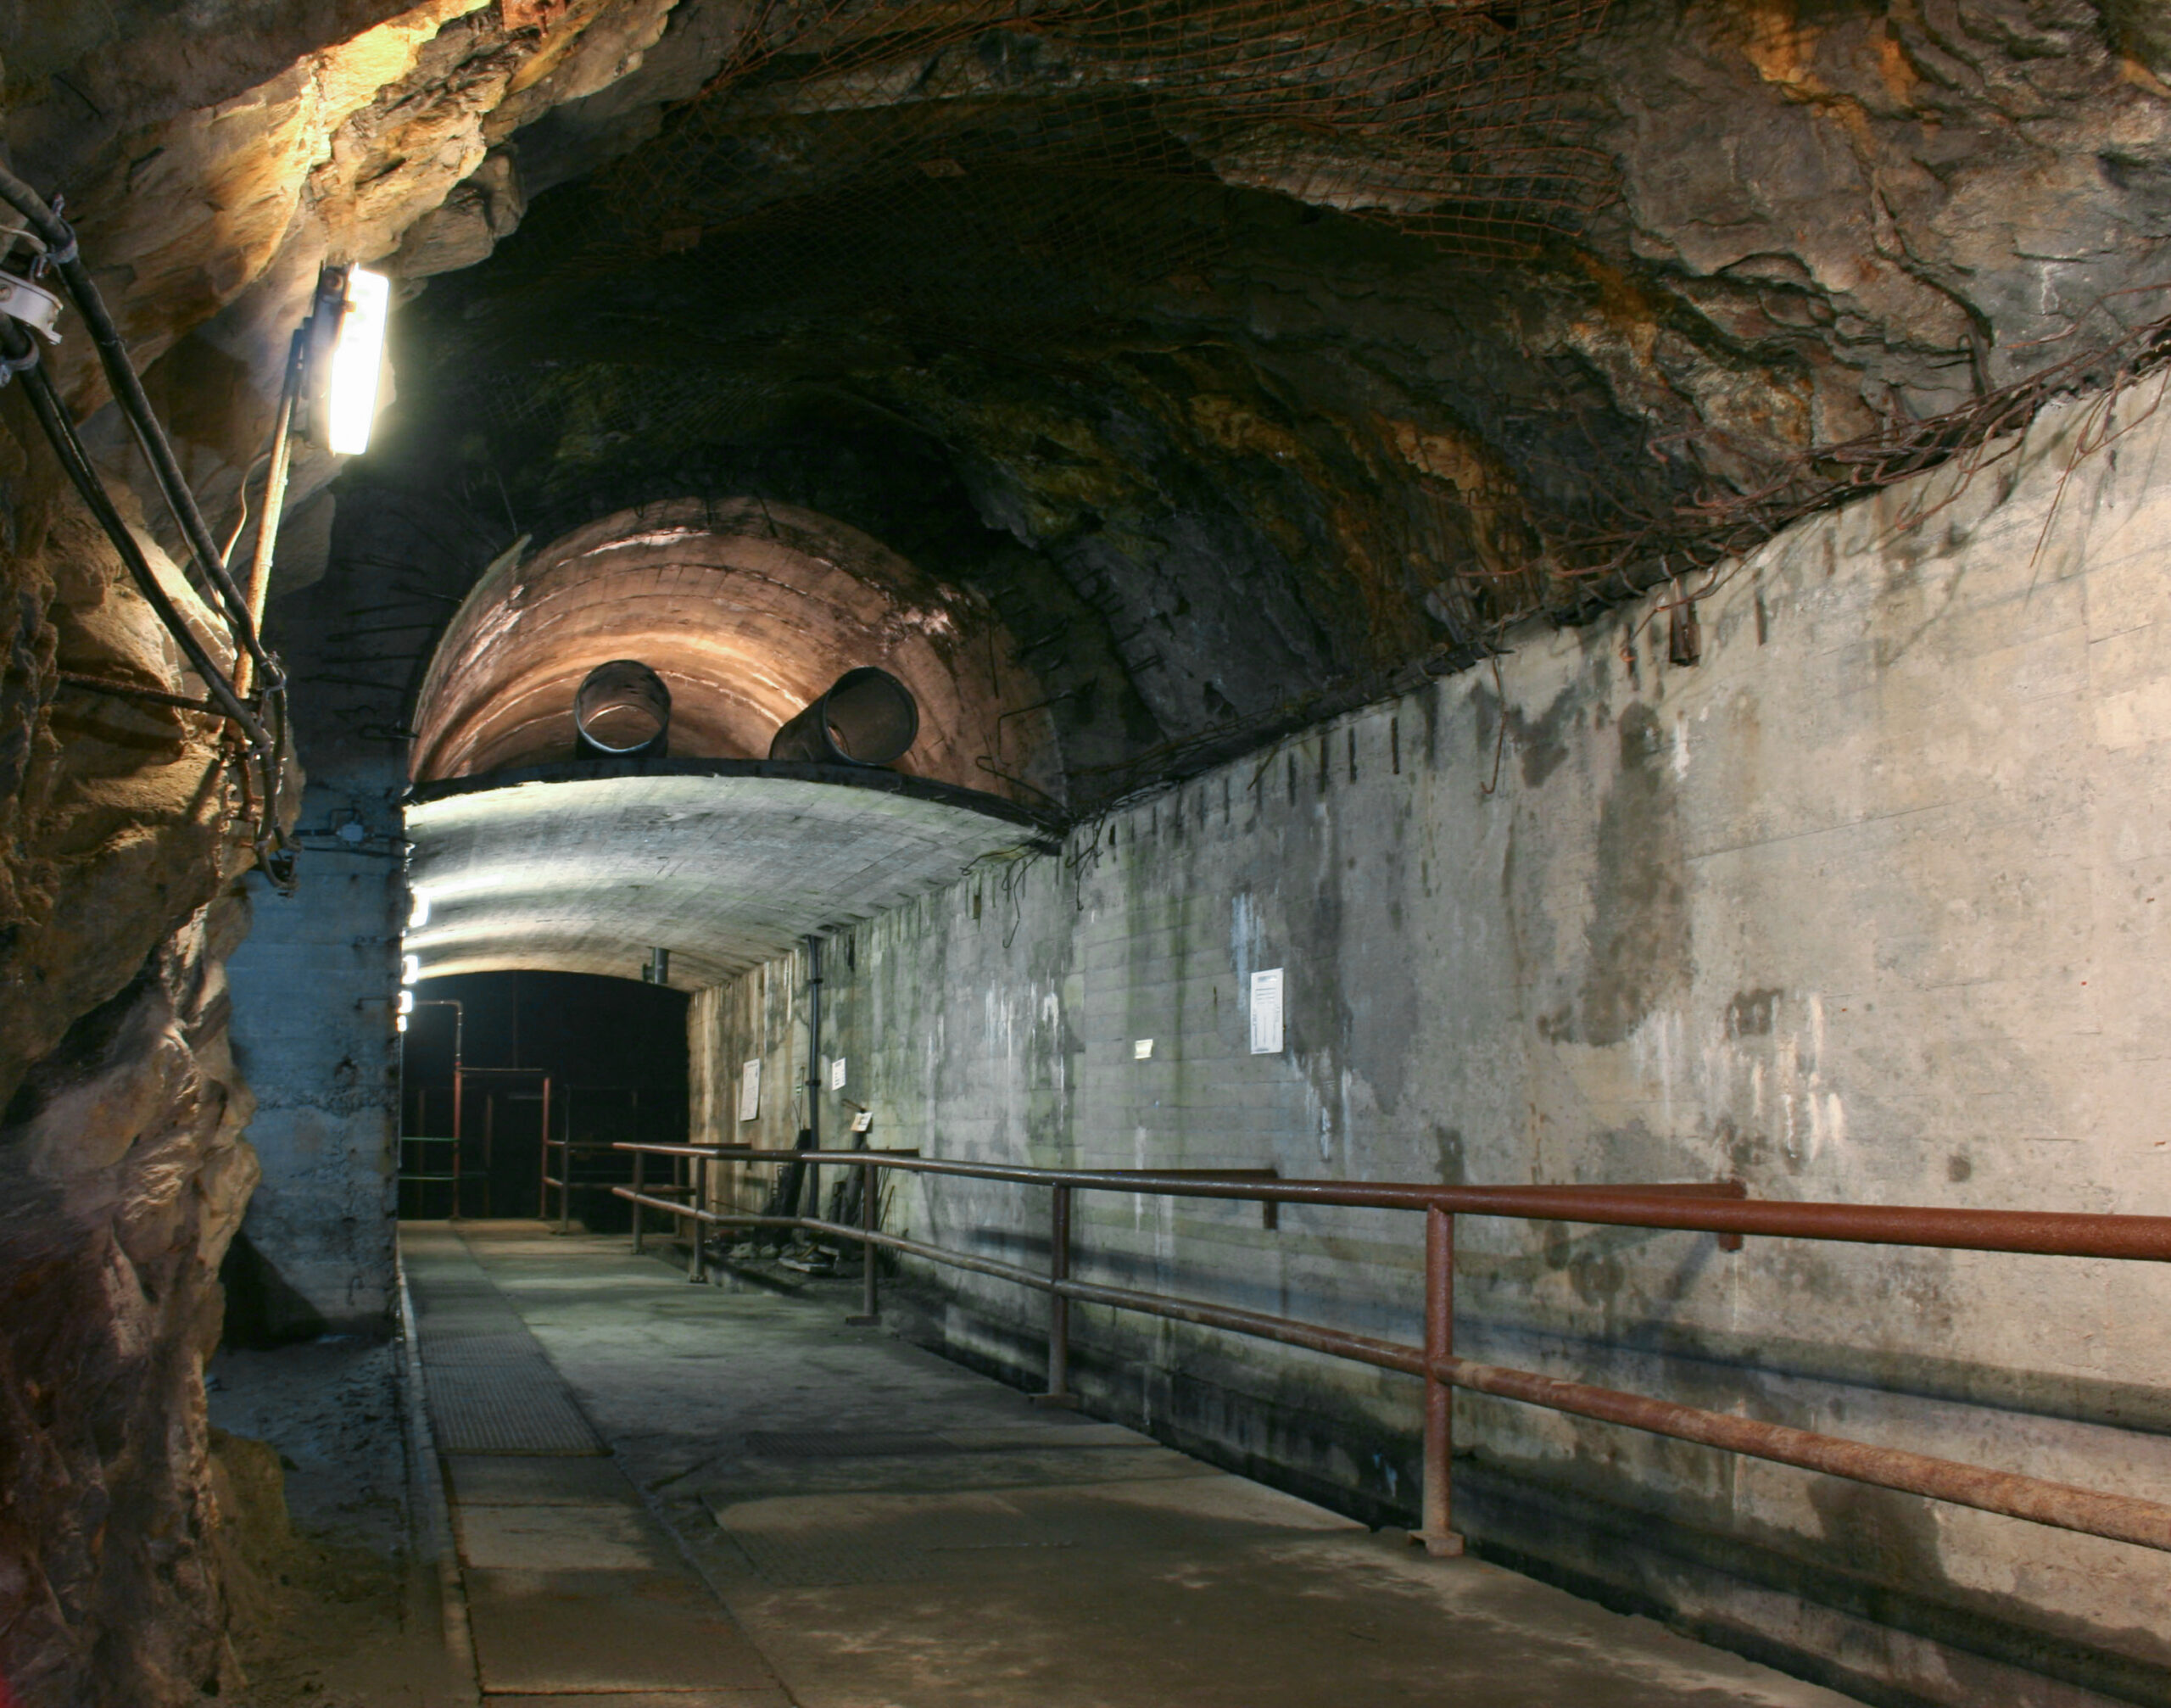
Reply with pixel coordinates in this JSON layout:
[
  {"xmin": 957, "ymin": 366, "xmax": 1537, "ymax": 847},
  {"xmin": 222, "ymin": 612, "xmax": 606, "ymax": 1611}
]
[
  {"xmin": 223, "ymin": 770, "xmax": 405, "ymax": 1337},
  {"xmin": 691, "ymin": 381, "xmax": 2171, "ymax": 1708}
]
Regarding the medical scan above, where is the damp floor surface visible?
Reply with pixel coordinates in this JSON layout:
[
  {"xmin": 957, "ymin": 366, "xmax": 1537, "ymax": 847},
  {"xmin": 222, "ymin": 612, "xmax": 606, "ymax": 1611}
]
[{"xmin": 400, "ymin": 1220, "xmax": 1861, "ymax": 1708}]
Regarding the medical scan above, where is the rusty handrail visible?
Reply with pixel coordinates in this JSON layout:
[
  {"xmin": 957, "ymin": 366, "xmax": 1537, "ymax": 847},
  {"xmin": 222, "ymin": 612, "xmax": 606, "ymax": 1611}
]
[
  {"xmin": 616, "ymin": 1146, "xmax": 2171, "ymax": 1259},
  {"xmin": 608, "ymin": 1143, "xmax": 2171, "ymax": 1559}
]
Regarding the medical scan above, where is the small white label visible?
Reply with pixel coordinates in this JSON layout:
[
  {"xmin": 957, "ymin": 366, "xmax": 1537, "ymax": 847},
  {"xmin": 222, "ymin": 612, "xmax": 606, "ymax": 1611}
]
[
  {"xmin": 1134, "ymin": 1038, "xmax": 1154, "ymax": 1060},
  {"xmin": 1249, "ymin": 968, "xmax": 1284, "ymax": 1055},
  {"xmin": 851, "ymin": 1109, "xmax": 874, "ymax": 1134},
  {"xmin": 738, "ymin": 1058, "xmax": 762, "ymax": 1123},
  {"xmin": 830, "ymin": 1056, "xmax": 847, "ymax": 1091}
]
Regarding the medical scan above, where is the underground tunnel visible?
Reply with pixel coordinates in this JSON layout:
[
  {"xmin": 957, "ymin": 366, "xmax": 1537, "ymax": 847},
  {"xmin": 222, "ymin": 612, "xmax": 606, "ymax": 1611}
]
[{"xmin": 2, "ymin": 0, "xmax": 2170, "ymax": 1704}]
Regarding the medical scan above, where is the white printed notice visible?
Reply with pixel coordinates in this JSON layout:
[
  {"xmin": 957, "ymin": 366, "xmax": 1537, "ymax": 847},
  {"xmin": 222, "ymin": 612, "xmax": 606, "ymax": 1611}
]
[
  {"xmin": 738, "ymin": 1058, "xmax": 762, "ymax": 1123},
  {"xmin": 830, "ymin": 1056, "xmax": 847, "ymax": 1091},
  {"xmin": 1249, "ymin": 968, "xmax": 1284, "ymax": 1055}
]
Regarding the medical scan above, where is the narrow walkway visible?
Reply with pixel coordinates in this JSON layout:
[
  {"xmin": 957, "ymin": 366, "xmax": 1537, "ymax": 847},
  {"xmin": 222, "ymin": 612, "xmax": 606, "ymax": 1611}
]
[{"xmin": 403, "ymin": 1221, "xmax": 1858, "ymax": 1707}]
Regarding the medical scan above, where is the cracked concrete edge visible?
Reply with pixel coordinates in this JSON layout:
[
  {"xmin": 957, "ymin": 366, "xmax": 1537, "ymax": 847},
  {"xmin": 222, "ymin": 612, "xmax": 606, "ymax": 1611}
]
[{"xmin": 396, "ymin": 1245, "xmax": 484, "ymax": 1708}]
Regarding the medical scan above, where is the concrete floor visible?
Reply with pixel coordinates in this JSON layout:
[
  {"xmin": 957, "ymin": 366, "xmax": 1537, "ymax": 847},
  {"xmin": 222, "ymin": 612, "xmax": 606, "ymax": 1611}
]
[{"xmin": 402, "ymin": 1221, "xmax": 1861, "ymax": 1707}]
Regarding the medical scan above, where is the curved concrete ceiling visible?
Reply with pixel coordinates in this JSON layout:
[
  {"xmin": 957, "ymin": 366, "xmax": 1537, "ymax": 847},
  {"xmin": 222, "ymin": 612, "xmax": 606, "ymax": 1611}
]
[
  {"xmin": 403, "ymin": 762, "xmax": 1058, "ymax": 988},
  {"xmin": 407, "ymin": 498, "xmax": 1060, "ymax": 807}
]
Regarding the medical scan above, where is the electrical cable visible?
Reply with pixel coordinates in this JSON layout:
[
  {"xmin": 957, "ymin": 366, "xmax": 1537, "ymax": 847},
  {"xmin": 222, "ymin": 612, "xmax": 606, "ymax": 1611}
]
[
  {"xmin": 55, "ymin": 670, "xmax": 226, "ymax": 715},
  {"xmin": 0, "ymin": 181, "xmax": 298, "ymax": 890},
  {"xmin": 4, "ymin": 322, "xmax": 271, "ymax": 748},
  {"xmin": 219, "ymin": 449, "xmax": 276, "ymax": 573},
  {"xmin": 256, "ymin": 677, "xmax": 297, "ymax": 890},
  {"xmin": 0, "ymin": 165, "xmax": 281, "ymax": 690}
]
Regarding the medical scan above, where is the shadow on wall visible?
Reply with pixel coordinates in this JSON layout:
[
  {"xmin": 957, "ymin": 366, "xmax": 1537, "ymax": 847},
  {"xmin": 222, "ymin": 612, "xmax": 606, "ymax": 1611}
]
[
  {"xmin": 406, "ymin": 497, "xmax": 1063, "ymax": 807},
  {"xmin": 218, "ymin": 1231, "xmax": 343, "ymax": 1348}
]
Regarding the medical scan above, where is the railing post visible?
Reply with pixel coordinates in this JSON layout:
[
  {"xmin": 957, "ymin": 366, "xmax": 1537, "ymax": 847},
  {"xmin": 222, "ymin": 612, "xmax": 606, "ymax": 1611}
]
[
  {"xmin": 630, "ymin": 1147, "xmax": 645, "ymax": 1253},
  {"xmin": 687, "ymin": 1152, "xmax": 707, "ymax": 1284},
  {"xmin": 558, "ymin": 1086, "xmax": 572, "ymax": 1235},
  {"xmin": 846, "ymin": 1159, "xmax": 879, "ymax": 1326},
  {"xmin": 1031, "ymin": 1183, "xmax": 1079, "ymax": 1409},
  {"xmin": 1415, "ymin": 1205, "xmax": 1465, "ymax": 1557}
]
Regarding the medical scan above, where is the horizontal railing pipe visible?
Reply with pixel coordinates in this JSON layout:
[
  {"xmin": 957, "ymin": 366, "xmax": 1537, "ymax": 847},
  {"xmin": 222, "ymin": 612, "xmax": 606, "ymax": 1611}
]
[
  {"xmin": 1434, "ymin": 1355, "xmax": 2171, "ymax": 1554},
  {"xmin": 614, "ymin": 1145, "xmax": 2171, "ymax": 1261},
  {"xmin": 607, "ymin": 1142, "xmax": 2171, "ymax": 1556}
]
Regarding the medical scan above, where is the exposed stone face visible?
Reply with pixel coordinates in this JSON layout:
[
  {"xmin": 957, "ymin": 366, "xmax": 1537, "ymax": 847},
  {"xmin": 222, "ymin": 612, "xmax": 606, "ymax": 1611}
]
[
  {"xmin": 0, "ymin": 896, "xmax": 260, "ymax": 1708},
  {"xmin": 30, "ymin": 0, "xmax": 2169, "ymax": 801},
  {"xmin": 0, "ymin": 410, "xmax": 268, "ymax": 1702},
  {"xmin": 1599, "ymin": 0, "xmax": 2171, "ymax": 422},
  {"xmin": 28, "ymin": 0, "xmax": 711, "ymax": 555},
  {"xmin": 383, "ymin": 0, "xmax": 2171, "ymax": 792},
  {"xmin": 0, "ymin": 10, "xmax": 708, "ymax": 1700}
]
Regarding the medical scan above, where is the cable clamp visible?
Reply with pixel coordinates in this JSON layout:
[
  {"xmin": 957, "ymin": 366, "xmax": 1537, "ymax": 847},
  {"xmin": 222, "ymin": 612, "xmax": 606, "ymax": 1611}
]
[
  {"xmin": 37, "ymin": 196, "xmax": 77, "ymax": 271},
  {"xmin": 0, "ymin": 339, "xmax": 39, "ymax": 386},
  {"xmin": 0, "ymin": 271, "xmax": 63, "ymax": 343}
]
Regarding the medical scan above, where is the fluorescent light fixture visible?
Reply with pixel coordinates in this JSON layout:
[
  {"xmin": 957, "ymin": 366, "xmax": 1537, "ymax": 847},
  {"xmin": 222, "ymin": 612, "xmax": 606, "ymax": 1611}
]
[
  {"xmin": 397, "ymin": 988, "xmax": 415, "ymax": 1016},
  {"xmin": 325, "ymin": 266, "xmax": 390, "ymax": 455},
  {"xmin": 396, "ymin": 1013, "xmax": 408, "ymax": 1033},
  {"xmin": 401, "ymin": 953, "xmax": 420, "ymax": 985},
  {"xmin": 408, "ymin": 889, "xmax": 431, "ymax": 929}
]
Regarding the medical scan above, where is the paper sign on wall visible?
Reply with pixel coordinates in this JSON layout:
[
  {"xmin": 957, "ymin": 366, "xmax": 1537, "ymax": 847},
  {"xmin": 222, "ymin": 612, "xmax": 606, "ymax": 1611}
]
[
  {"xmin": 830, "ymin": 1056, "xmax": 847, "ymax": 1091},
  {"xmin": 850, "ymin": 1109, "xmax": 874, "ymax": 1134},
  {"xmin": 738, "ymin": 1058, "xmax": 762, "ymax": 1123},
  {"xmin": 1249, "ymin": 968, "xmax": 1284, "ymax": 1055}
]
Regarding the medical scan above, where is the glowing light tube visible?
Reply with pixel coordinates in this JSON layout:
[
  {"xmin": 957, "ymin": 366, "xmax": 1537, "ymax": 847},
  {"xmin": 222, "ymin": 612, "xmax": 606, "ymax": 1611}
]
[{"xmin": 326, "ymin": 267, "xmax": 390, "ymax": 455}]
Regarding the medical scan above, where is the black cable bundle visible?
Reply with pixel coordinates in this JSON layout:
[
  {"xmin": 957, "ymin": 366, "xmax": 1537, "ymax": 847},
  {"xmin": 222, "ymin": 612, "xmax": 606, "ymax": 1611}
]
[{"xmin": 0, "ymin": 166, "xmax": 297, "ymax": 887}]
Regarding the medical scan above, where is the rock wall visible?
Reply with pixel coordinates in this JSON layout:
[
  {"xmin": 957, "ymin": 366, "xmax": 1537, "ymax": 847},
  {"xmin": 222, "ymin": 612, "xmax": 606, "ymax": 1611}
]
[
  {"xmin": 0, "ymin": 8, "xmax": 732, "ymax": 1694},
  {"xmin": 0, "ymin": 900, "xmax": 260, "ymax": 1708},
  {"xmin": 0, "ymin": 436, "xmax": 266, "ymax": 1702},
  {"xmin": 692, "ymin": 377, "xmax": 2171, "ymax": 1708},
  {"xmin": 0, "ymin": 17, "xmax": 741, "ymax": 1693}
]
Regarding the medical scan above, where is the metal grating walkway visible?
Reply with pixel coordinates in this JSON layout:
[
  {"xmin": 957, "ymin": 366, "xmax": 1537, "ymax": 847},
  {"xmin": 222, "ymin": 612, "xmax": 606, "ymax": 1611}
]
[{"xmin": 403, "ymin": 1226, "xmax": 605, "ymax": 1456}]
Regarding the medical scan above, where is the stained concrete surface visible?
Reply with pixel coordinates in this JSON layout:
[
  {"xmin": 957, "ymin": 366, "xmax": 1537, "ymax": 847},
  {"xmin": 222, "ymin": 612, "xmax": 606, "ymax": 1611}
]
[
  {"xmin": 403, "ymin": 766, "xmax": 1052, "ymax": 987},
  {"xmin": 689, "ymin": 386, "xmax": 2171, "ymax": 1705},
  {"xmin": 226, "ymin": 818, "xmax": 405, "ymax": 1337},
  {"xmin": 205, "ymin": 1338, "xmax": 463, "ymax": 1707},
  {"xmin": 405, "ymin": 1220, "xmax": 1861, "ymax": 1706}
]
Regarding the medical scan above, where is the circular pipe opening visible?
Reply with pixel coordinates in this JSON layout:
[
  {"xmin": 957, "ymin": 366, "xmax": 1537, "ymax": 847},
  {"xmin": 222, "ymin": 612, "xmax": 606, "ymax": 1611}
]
[
  {"xmin": 768, "ymin": 667, "xmax": 918, "ymax": 767},
  {"xmin": 822, "ymin": 667, "xmax": 919, "ymax": 764},
  {"xmin": 575, "ymin": 659, "xmax": 672, "ymax": 756}
]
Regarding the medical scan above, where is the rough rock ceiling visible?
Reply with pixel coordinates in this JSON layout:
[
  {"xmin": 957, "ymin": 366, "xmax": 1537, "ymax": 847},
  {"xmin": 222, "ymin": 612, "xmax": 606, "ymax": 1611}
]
[
  {"xmin": 10, "ymin": 0, "xmax": 2169, "ymax": 815},
  {"xmin": 404, "ymin": 761, "xmax": 1056, "ymax": 983},
  {"xmin": 381, "ymin": 0, "xmax": 2171, "ymax": 798}
]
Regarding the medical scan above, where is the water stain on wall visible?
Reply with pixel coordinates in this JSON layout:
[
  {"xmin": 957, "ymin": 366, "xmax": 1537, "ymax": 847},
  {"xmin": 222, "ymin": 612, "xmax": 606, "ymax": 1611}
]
[
  {"xmin": 1580, "ymin": 703, "xmax": 1690, "ymax": 1047},
  {"xmin": 1727, "ymin": 988, "xmax": 1783, "ymax": 1037},
  {"xmin": 1508, "ymin": 681, "xmax": 1583, "ymax": 789}
]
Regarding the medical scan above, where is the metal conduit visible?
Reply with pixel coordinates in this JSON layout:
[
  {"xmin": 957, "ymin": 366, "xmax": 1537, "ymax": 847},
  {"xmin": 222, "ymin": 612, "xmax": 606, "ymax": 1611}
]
[
  {"xmin": 767, "ymin": 667, "xmax": 918, "ymax": 766},
  {"xmin": 575, "ymin": 659, "xmax": 671, "ymax": 756},
  {"xmin": 611, "ymin": 1146, "xmax": 2171, "ymax": 1560}
]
